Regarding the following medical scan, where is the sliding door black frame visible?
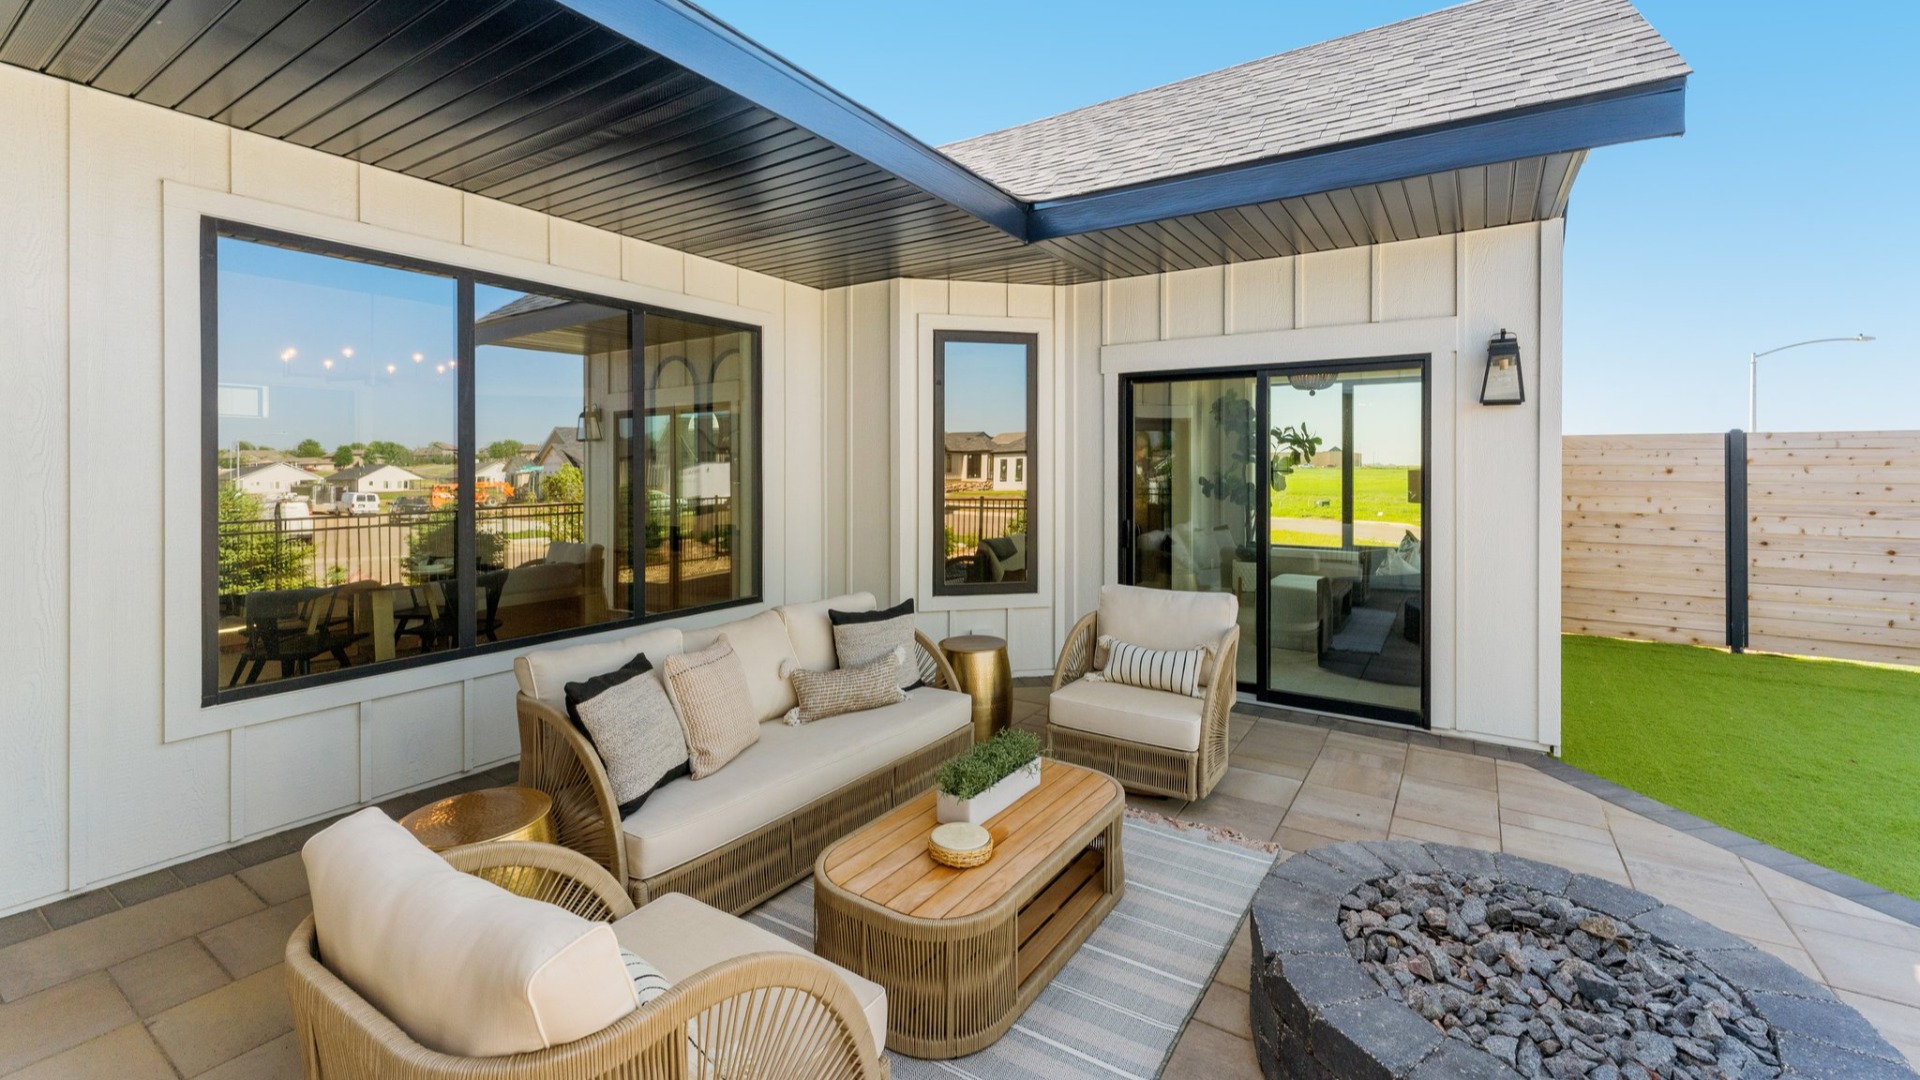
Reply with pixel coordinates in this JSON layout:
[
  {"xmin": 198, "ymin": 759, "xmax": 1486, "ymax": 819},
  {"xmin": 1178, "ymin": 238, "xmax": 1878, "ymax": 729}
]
[{"xmin": 1118, "ymin": 355, "xmax": 1431, "ymax": 729}]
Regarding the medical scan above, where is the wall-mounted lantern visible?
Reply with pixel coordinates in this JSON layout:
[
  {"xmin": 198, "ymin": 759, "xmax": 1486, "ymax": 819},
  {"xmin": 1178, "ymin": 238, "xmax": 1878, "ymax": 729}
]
[
  {"xmin": 576, "ymin": 405, "xmax": 605, "ymax": 442},
  {"xmin": 1481, "ymin": 330, "xmax": 1525, "ymax": 406}
]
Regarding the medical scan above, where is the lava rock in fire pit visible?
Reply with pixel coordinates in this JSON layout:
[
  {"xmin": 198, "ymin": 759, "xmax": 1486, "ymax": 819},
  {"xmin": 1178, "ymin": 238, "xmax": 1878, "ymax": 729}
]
[{"xmin": 1248, "ymin": 841, "xmax": 1916, "ymax": 1080}]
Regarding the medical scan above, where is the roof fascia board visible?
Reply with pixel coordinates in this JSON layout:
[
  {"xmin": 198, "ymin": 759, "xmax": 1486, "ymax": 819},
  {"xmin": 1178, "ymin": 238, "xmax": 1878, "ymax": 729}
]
[
  {"xmin": 555, "ymin": 0, "xmax": 1030, "ymax": 239},
  {"xmin": 1027, "ymin": 78, "xmax": 1686, "ymax": 241}
]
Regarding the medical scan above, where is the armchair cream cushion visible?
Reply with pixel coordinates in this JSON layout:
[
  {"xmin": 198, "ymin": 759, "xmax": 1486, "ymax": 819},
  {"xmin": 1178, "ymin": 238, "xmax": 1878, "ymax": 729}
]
[
  {"xmin": 1096, "ymin": 584, "xmax": 1238, "ymax": 685},
  {"xmin": 302, "ymin": 808, "xmax": 637, "ymax": 1058},
  {"xmin": 1049, "ymin": 679, "xmax": 1206, "ymax": 752},
  {"xmin": 612, "ymin": 892, "xmax": 887, "ymax": 1050}
]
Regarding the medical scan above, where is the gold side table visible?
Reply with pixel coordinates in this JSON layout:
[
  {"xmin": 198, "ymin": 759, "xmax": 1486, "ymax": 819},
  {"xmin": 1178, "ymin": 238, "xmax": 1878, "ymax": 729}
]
[
  {"xmin": 400, "ymin": 787, "xmax": 554, "ymax": 851},
  {"xmin": 941, "ymin": 634, "xmax": 1012, "ymax": 744}
]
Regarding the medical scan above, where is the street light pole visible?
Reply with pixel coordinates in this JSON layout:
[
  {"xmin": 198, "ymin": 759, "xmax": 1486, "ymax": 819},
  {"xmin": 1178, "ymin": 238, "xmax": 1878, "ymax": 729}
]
[{"xmin": 1747, "ymin": 334, "xmax": 1875, "ymax": 432}]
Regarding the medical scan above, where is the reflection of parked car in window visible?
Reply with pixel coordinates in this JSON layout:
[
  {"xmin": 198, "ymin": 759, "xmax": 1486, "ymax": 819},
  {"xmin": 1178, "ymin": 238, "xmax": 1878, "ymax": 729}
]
[
  {"xmin": 325, "ymin": 492, "xmax": 382, "ymax": 516},
  {"xmin": 389, "ymin": 496, "xmax": 430, "ymax": 523},
  {"xmin": 274, "ymin": 499, "xmax": 313, "ymax": 539}
]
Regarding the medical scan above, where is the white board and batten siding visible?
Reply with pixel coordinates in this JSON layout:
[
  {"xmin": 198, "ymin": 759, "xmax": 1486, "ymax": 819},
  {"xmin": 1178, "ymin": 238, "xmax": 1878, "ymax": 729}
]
[
  {"xmin": 0, "ymin": 61, "xmax": 1572, "ymax": 914},
  {"xmin": 1082, "ymin": 228, "xmax": 1565, "ymax": 751},
  {"xmin": 0, "ymin": 67, "xmax": 833, "ymax": 915}
]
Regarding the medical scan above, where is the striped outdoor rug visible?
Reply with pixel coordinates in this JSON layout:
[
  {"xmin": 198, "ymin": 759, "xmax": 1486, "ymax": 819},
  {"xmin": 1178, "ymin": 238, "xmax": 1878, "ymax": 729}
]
[{"xmin": 745, "ymin": 815, "xmax": 1278, "ymax": 1080}]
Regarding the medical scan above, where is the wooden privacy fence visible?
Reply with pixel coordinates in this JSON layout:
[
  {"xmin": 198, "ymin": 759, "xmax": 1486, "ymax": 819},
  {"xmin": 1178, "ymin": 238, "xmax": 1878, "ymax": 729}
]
[{"xmin": 1563, "ymin": 430, "xmax": 1920, "ymax": 668}]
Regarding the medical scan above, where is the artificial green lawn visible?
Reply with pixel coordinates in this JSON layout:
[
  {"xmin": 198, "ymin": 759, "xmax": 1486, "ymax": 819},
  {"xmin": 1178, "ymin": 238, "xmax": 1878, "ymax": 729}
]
[{"xmin": 1562, "ymin": 635, "xmax": 1920, "ymax": 899}]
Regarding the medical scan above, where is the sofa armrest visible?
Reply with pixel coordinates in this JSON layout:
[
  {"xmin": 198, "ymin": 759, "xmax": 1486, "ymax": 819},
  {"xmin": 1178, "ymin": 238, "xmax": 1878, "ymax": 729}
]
[
  {"xmin": 517, "ymin": 693, "xmax": 628, "ymax": 888},
  {"xmin": 1050, "ymin": 611, "xmax": 1098, "ymax": 692},
  {"xmin": 914, "ymin": 630, "xmax": 960, "ymax": 691}
]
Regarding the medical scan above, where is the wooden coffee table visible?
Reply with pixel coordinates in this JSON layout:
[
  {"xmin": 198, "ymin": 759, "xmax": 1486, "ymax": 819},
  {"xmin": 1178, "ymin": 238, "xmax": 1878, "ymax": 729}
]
[{"xmin": 812, "ymin": 760, "xmax": 1124, "ymax": 1058}]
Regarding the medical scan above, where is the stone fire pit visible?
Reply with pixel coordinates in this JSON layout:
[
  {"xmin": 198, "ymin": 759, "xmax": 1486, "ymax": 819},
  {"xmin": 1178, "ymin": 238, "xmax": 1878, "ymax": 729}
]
[{"xmin": 1247, "ymin": 841, "xmax": 1915, "ymax": 1080}]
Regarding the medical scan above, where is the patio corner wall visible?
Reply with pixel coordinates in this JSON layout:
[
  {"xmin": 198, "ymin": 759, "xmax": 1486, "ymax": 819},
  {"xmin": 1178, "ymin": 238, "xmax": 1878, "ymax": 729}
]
[
  {"xmin": 0, "ymin": 62, "xmax": 837, "ymax": 916},
  {"xmin": 1562, "ymin": 430, "xmax": 1920, "ymax": 668}
]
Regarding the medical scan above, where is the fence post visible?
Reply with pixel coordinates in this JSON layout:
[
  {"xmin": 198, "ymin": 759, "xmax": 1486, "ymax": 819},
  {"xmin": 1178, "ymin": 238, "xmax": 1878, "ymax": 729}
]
[{"xmin": 1724, "ymin": 429, "xmax": 1748, "ymax": 653}]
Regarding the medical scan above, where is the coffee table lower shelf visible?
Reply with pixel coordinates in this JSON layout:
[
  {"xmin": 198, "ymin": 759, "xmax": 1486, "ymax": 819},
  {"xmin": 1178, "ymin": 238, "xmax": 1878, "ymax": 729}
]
[{"xmin": 812, "ymin": 762, "xmax": 1125, "ymax": 1059}]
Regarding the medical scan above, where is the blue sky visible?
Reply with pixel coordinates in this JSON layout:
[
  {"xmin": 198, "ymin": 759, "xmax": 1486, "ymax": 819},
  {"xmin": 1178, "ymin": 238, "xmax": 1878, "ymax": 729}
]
[{"xmin": 704, "ymin": 0, "xmax": 1918, "ymax": 436}]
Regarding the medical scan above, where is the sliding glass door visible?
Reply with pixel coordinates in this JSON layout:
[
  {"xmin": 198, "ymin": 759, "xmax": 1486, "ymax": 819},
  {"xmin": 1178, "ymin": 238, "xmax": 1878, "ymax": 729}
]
[{"xmin": 1121, "ymin": 359, "xmax": 1427, "ymax": 726}]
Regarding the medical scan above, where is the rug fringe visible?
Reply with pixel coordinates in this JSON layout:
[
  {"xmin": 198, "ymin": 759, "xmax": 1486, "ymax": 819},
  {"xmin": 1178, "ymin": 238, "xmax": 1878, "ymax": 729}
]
[{"xmin": 1124, "ymin": 807, "xmax": 1284, "ymax": 854}]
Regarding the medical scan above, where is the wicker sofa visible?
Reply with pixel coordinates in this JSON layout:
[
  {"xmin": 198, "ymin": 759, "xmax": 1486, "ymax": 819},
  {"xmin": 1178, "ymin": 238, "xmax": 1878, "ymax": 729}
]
[
  {"xmin": 286, "ymin": 820, "xmax": 887, "ymax": 1079},
  {"xmin": 514, "ymin": 592, "xmax": 972, "ymax": 914}
]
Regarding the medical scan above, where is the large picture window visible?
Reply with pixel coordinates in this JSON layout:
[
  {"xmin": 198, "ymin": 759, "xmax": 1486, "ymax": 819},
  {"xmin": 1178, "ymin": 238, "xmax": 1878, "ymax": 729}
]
[
  {"xmin": 932, "ymin": 331, "xmax": 1036, "ymax": 596},
  {"xmin": 205, "ymin": 221, "xmax": 760, "ymax": 701}
]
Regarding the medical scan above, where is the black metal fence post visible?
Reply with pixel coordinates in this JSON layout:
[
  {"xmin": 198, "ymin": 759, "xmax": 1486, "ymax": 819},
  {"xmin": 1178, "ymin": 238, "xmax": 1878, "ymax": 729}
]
[{"xmin": 1724, "ymin": 429, "xmax": 1749, "ymax": 653}]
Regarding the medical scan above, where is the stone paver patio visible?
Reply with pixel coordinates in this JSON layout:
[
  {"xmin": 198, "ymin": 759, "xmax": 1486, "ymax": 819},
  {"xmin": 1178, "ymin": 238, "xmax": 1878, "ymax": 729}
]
[{"xmin": 1, "ymin": 688, "xmax": 1914, "ymax": 1078}]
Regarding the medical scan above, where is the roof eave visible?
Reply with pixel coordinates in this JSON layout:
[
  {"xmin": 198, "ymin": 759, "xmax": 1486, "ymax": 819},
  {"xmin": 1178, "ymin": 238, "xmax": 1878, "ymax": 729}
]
[
  {"xmin": 1025, "ymin": 75, "xmax": 1688, "ymax": 242},
  {"xmin": 554, "ymin": 0, "xmax": 1030, "ymax": 240}
]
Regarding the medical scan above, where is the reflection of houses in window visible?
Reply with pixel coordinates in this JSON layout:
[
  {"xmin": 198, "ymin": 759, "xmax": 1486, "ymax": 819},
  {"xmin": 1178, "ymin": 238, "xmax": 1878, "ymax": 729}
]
[
  {"xmin": 326, "ymin": 463, "xmax": 424, "ymax": 492},
  {"xmin": 220, "ymin": 461, "xmax": 323, "ymax": 498},
  {"xmin": 944, "ymin": 431, "xmax": 1027, "ymax": 491}
]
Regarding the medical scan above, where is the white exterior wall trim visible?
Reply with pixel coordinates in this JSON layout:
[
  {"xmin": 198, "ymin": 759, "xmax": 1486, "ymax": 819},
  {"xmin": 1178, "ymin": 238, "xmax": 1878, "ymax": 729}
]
[{"xmin": 160, "ymin": 182, "xmax": 794, "ymax": 741}]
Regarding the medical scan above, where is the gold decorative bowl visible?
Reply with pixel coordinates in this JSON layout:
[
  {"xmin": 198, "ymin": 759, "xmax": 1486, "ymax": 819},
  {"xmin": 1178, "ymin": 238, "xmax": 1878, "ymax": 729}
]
[{"xmin": 928, "ymin": 822, "xmax": 993, "ymax": 868}]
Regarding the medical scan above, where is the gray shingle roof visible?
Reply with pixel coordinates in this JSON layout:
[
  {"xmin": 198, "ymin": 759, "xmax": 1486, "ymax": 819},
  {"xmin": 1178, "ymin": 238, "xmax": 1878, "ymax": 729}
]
[
  {"xmin": 939, "ymin": 0, "xmax": 1687, "ymax": 202},
  {"xmin": 945, "ymin": 432, "xmax": 1028, "ymax": 454}
]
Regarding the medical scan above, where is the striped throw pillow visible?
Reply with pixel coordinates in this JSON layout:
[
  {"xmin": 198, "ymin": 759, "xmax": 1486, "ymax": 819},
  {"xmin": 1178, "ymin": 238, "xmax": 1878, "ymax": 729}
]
[
  {"xmin": 619, "ymin": 948, "xmax": 671, "ymax": 1006},
  {"xmin": 1092, "ymin": 635, "xmax": 1208, "ymax": 697}
]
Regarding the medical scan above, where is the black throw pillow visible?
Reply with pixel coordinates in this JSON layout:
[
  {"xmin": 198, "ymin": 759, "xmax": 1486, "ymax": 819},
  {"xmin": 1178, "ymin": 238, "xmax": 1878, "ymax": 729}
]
[
  {"xmin": 829, "ymin": 599, "xmax": 922, "ymax": 690},
  {"xmin": 563, "ymin": 653, "xmax": 692, "ymax": 817}
]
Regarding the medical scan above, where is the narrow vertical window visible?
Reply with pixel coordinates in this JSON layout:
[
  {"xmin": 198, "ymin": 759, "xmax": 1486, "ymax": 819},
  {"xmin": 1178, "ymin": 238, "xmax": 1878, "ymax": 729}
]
[{"xmin": 933, "ymin": 331, "xmax": 1037, "ymax": 595}]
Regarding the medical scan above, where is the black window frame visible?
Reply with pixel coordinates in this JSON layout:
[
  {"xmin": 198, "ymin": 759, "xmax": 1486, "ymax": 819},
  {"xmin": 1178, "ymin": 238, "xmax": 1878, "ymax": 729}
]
[
  {"xmin": 201, "ymin": 217, "xmax": 764, "ymax": 705},
  {"xmin": 931, "ymin": 330, "xmax": 1039, "ymax": 597}
]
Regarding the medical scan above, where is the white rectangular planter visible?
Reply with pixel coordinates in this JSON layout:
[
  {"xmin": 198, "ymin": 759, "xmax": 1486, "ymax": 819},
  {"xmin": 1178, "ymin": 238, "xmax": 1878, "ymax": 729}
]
[{"xmin": 936, "ymin": 759, "xmax": 1042, "ymax": 825}]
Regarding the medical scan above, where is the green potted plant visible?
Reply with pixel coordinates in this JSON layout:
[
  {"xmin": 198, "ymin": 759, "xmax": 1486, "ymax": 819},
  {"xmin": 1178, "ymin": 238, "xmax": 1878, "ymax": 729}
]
[{"xmin": 935, "ymin": 730, "xmax": 1043, "ymax": 824}]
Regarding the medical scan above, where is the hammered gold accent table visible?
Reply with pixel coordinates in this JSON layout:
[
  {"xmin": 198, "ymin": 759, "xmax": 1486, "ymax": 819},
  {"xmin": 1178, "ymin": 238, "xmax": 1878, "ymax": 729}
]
[
  {"xmin": 813, "ymin": 760, "xmax": 1125, "ymax": 1058},
  {"xmin": 940, "ymin": 633, "xmax": 1012, "ymax": 744},
  {"xmin": 400, "ymin": 787, "xmax": 555, "ymax": 851}
]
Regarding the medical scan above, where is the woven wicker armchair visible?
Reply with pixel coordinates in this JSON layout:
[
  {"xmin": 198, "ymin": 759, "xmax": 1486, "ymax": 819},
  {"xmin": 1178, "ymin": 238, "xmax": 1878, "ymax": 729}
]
[
  {"xmin": 517, "ymin": 631, "xmax": 963, "ymax": 913},
  {"xmin": 1046, "ymin": 586, "xmax": 1240, "ymax": 801},
  {"xmin": 285, "ymin": 841, "xmax": 888, "ymax": 1080}
]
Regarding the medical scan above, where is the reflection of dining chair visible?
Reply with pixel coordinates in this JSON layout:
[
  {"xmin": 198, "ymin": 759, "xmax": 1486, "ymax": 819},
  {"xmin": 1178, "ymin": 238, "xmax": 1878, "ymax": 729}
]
[
  {"xmin": 393, "ymin": 572, "xmax": 508, "ymax": 653},
  {"xmin": 228, "ymin": 587, "xmax": 366, "ymax": 687},
  {"xmin": 391, "ymin": 584, "xmax": 448, "ymax": 654}
]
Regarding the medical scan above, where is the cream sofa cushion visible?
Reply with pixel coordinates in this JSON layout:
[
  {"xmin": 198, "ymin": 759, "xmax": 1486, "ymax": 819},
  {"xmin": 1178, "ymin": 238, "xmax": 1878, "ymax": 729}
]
[
  {"xmin": 302, "ymin": 808, "xmax": 636, "ymax": 1058},
  {"xmin": 1097, "ymin": 584, "xmax": 1237, "ymax": 685},
  {"xmin": 515, "ymin": 627, "xmax": 684, "ymax": 711},
  {"xmin": 775, "ymin": 592, "xmax": 877, "ymax": 671},
  {"xmin": 1049, "ymin": 678, "xmax": 1205, "ymax": 752},
  {"xmin": 611, "ymin": 892, "xmax": 887, "ymax": 1051},
  {"xmin": 623, "ymin": 688, "xmax": 970, "ymax": 879},
  {"xmin": 709, "ymin": 609, "xmax": 802, "ymax": 722}
]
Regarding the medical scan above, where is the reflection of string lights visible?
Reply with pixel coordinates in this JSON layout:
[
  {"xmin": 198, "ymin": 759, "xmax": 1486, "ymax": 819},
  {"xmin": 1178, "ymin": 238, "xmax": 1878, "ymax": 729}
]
[
  {"xmin": 323, "ymin": 358, "xmax": 334, "ymax": 369},
  {"xmin": 386, "ymin": 363, "xmax": 397, "ymax": 374},
  {"xmin": 342, "ymin": 347, "xmax": 355, "ymax": 358},
  {"xmin": 447, "ymin": 359, "xmax": 456, "ymax": 368},
  {"xmin": 279, "ymin": 347, "xmax": 297, "ymax": 362},
  {"xmin": 413, "ymin": 352, "xmax": 424, "ymax": 363},
  {"xmin": 435, "ymin": 364, "xmax": 446, "ymax": 374}
]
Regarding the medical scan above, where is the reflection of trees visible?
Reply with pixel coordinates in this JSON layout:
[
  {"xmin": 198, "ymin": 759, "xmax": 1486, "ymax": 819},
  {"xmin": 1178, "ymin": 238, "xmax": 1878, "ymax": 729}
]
[{"xmin": 217, "ymin": 485, "xmax": 311, "ymax": 595}]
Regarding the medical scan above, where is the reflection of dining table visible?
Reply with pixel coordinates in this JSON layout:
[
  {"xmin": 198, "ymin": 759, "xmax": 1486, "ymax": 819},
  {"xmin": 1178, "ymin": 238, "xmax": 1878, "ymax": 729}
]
[{"xmin": 361, "ymin": 581, "xmax": 483, "ymax": 662}]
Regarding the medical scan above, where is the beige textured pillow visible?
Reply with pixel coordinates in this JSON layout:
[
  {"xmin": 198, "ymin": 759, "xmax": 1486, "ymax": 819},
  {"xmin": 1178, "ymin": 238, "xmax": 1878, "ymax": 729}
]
[
  {"xmin": 660, "ymin": 640, "xmax": 760, "ymax": 778},
  {"xmin": 789, "ymin": 652, "xmax": 904, "ymax": 723}
]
